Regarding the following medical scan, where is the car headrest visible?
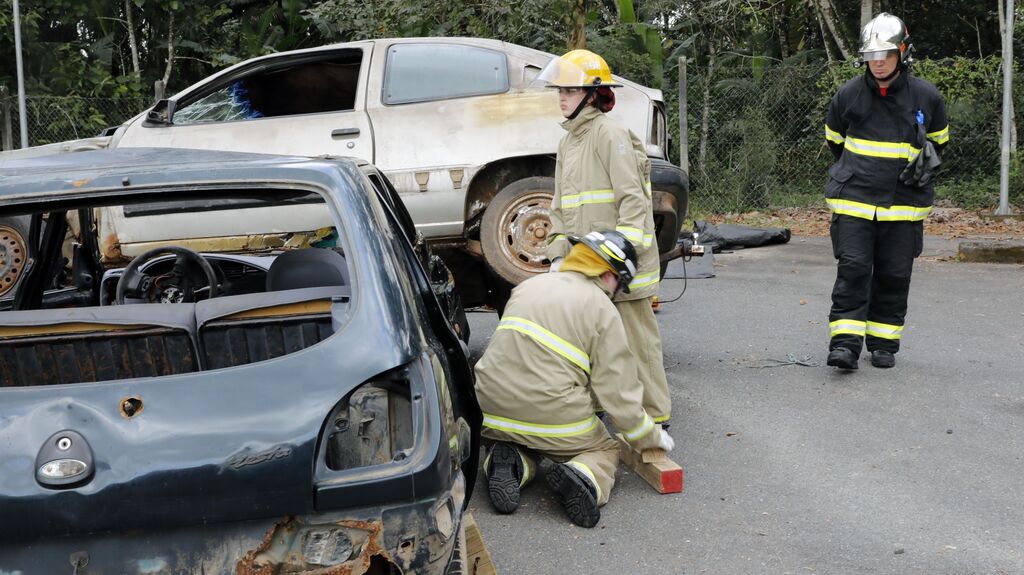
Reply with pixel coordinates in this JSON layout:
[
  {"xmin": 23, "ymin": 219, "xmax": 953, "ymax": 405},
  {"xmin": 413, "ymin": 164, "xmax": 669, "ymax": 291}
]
[{"xmin": 265, "ymin": 248, "xmax": 349, "ymax": 291}]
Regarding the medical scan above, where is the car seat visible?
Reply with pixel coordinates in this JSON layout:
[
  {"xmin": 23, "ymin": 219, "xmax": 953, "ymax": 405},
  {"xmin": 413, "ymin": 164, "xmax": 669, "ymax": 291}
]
[{"xmin": 265, "ymin": 248, "xmax": 349, "ymax": 291}]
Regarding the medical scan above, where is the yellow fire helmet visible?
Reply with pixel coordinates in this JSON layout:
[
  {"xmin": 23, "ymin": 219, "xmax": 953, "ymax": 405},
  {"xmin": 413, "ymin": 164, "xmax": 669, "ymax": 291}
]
[{"xmin": 536, "ymin": 49, "xmax": 622, "ymax": 89}]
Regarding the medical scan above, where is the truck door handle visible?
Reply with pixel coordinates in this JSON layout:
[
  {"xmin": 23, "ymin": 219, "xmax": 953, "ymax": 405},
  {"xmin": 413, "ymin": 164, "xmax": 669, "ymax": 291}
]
[{"xmin": 331, "ymin": 128, "xmax": 360, "ymax": 138}]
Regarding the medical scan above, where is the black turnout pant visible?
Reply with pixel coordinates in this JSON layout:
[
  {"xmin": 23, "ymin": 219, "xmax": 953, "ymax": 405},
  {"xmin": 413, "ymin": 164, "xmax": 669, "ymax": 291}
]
[{"xmin": 829, "ymin": 214, "xmax": 923, "ymax": 355}]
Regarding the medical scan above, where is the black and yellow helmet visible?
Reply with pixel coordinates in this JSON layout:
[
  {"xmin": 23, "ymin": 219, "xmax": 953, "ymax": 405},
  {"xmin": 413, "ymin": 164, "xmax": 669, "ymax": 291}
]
[{"xmin": 567, "ymin": 230, "xmax": 638, "ymax": 293}]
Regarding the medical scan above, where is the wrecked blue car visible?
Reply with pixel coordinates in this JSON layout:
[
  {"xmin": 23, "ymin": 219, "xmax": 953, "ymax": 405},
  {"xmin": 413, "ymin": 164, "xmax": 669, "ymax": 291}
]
[{"xmin": 0, "ymin": 148, "xmax": 481, "ymax": 574}]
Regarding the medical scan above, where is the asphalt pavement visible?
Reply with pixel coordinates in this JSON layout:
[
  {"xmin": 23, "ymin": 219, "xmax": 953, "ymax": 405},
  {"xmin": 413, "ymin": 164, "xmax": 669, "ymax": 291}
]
[{"xmin": 466, "ymin": 235, "xmax": 1024, "ymax": 575}]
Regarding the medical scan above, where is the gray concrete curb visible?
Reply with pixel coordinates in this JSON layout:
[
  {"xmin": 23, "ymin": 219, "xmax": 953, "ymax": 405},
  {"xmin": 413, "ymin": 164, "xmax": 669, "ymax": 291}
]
[{"xmin": 958, "ymin": 240, "xmax": 1024, "ymax": 263}]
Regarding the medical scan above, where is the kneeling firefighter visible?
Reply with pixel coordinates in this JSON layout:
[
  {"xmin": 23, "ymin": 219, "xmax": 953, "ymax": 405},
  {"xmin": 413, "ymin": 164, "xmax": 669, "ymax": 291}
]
[{"xmin": 474, "ymin": 230, "xmax": 674, "ymax": 528}]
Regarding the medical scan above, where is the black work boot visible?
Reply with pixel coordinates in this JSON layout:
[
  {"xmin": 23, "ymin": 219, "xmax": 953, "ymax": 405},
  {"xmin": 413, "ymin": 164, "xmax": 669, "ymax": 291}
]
[
  {"xmin": 870, "ymin": 350, "xmax": 896, "ymax": 368},
  {"xmin": 546, "ymin": 463, "xmax": 600, "ymax": 528},
  {"xmin": 826, "ymin": 347, "xmax": 859, "ymax": 370},
  {"xmin": 486, "ymin": 443, "xmax": 524, "ymax": 514}
]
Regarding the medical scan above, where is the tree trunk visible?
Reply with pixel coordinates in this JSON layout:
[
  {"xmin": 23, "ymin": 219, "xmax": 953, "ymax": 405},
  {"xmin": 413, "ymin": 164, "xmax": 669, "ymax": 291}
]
[
  {"xmin": 816, "ymin": 5, "xmax": 836, "ymax": 63},
  {"xmin": 567, "ymin": 0, "xmax": 587, "ymax": 49},
  {"xmin": 162, "ymin": 10, "xmax": 175, "ymax": 88},
  {"xmin": 860, "ymin": 0, "xmax": 873, "ymax": 29},
  {"xmin": 998, "ymin": 0, "xmax": 1018, "ymax": 151},
  {"xmin": 776, "ymin": 1, "xmax": 790, "ymax": 60},
  {"xmin": 125, "ymin": 0, "xmax": 140, "ymax": 79},
  {"xmin": 817, "ymin": 0, "xmax": 852, "ymax": 60}
]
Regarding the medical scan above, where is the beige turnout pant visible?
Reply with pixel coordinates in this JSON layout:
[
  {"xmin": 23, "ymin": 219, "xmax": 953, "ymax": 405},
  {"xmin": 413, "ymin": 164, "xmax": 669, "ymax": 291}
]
[
  {"xmin": 482, "ymin": 426, "xmax": 620, "ymax": 506},
  {"xmin": 615, "ymin": 297, "xmax": 671, "ymax": 423}
]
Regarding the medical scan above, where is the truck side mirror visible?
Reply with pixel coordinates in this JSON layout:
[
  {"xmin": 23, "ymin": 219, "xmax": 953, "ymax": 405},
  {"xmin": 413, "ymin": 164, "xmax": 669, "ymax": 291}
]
[{"xmin": 146, "ymin": 99, "xmax": 177, "ymax": 126}]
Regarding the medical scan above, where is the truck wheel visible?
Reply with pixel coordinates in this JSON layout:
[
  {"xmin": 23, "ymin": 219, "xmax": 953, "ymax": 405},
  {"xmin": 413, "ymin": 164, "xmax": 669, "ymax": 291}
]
[
  {"xmin": 480, "ymin": 177, "xmax": 555, "ymax": 286},
  {"xmin": 0, "ymin": 217, "xmax": 31, "ymax": 298}
]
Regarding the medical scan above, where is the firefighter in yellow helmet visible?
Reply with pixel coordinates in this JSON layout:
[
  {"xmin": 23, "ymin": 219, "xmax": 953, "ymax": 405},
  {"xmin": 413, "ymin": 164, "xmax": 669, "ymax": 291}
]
[
  {"xmin": 536, "ymin": 49, "xmax": 672, "ymax": 426},
  {"xmin": 476, "ymin": 230, "xmax": 674, "ymax": 527}
]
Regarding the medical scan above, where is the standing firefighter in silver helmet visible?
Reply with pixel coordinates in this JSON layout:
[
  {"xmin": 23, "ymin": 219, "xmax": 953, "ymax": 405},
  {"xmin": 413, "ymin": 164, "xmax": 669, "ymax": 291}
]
[{"xmin": 823, "ymin": 13, "xmax": 949, "ymax": 370}]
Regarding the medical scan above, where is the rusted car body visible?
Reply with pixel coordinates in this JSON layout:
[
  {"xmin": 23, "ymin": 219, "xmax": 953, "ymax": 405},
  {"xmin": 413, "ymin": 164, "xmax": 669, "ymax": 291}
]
[{"xmin": 0, "ymin": 148, "xmax": 481, "ymax": 574}]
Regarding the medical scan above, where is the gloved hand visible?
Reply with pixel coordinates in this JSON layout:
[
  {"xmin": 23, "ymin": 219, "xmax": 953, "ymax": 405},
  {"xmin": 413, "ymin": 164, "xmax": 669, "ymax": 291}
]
[
  {"xmin": 900, "ymin": 124, "xmax": 941, "ymax": 187},
  {"xmin": 655, "ymin": 428, "xmax": 675, "ymax": 452},
  {"xmin": 548, "ymin": 257, "xmax": 563, "ymax": 272}
]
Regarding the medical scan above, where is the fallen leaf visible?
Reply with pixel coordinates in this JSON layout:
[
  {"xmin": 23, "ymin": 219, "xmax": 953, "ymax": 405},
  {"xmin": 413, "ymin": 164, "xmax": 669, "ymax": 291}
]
[
  {"xmin": 725, "ymin": 432, "xmax": 738, "ymax": 437},
  {"xmin": 799, "ymin": 299, "xmax": 807, "ymax": 305}
]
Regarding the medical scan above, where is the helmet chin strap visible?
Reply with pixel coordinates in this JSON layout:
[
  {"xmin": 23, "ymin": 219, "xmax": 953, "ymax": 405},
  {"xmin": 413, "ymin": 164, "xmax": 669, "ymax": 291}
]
[{"xmin": 566, "ymin": 89, "xmax": 595, "ymax": 120}]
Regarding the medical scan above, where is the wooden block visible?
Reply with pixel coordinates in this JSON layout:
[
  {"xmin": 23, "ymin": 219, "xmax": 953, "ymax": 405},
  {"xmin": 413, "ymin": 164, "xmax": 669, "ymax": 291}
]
[
  {"xmin": 641, "ymin": 448, "xmax": 667, "ymax": 463},
  {"xmin": 616, "ymin": 435, "xmax": 684, "ymax": 494},
  {"xmin": 463, "ymin": 512, "xmax": 498, "ymax": 575}
]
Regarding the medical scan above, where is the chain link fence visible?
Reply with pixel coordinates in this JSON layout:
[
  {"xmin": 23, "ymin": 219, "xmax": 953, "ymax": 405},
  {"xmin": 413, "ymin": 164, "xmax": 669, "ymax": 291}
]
[
  {"xmin": 678, "ymin": 60, "xmax": 1022, "ymax": 215},
  {"xmin": 0, "ymin": 91, "xmax": 151, "ymax": 149}
]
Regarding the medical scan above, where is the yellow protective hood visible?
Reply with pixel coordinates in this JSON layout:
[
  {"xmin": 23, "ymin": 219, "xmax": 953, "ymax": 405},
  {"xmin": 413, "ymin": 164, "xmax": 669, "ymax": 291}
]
[{"xmin": 560, "ymin": 243, "xmax": 614, "ymax": 278}]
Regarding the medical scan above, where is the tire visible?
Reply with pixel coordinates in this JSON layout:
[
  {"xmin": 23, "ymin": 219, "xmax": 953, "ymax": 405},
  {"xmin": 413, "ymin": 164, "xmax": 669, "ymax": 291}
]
[
  {"xmin": 0, "ymin": 216, "xmax": 31, "ymax": 298},
  {"xmin": 444, "ymin": 521, "xmax": 469, "ymax": 575},
  {"xmin": 480, "ymin": 177, "xmax": 555, "ymax": 286}
]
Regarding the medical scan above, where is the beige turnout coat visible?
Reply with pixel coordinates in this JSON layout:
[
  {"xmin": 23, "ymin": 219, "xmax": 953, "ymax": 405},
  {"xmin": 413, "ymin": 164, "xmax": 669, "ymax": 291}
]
[
  {"xmin": 474, "ymin": 271, "xmax": 660, "ymax": 452},
  {"xmin": 545, "ymin": 106, "xmax": 659, "ymax": 302}
]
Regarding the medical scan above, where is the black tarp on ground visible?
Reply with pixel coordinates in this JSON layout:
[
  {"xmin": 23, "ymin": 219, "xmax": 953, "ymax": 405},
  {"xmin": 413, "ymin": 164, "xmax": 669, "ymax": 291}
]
[{"xmin": 691, "ymin": 221, "xmax": 791, "ymax": 253}]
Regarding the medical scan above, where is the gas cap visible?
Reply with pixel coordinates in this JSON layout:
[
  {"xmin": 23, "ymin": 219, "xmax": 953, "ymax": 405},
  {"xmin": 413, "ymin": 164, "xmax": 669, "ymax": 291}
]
[{"xmin": 35, "ymin": 430, "xmax": 94, "ymax": 488}]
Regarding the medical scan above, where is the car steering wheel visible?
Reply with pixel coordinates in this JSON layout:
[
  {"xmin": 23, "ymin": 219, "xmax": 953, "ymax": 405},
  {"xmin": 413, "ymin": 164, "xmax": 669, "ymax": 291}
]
[{"xmin": 115, "ymin": 246, "xmax": 219, "ymax": 305}]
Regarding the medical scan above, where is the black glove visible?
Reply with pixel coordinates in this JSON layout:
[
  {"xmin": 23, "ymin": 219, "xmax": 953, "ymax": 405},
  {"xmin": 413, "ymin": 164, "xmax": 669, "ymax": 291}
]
[{"xmin": 900, "ymin": 123, "xmax": 941, "ymax": 187}]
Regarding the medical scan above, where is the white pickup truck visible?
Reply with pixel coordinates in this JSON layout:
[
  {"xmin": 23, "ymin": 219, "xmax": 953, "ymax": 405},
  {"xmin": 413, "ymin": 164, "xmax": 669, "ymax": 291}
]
[{"xmin": 0, "ymin": 37, "xmax": 688, "ymax": 307}]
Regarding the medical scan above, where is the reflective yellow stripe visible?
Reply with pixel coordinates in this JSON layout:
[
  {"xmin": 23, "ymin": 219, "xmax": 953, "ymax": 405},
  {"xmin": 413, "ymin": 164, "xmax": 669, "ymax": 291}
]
[
  {"xmin": 927, "ymin": 125, "xmax": 949, "ymax": 144},
  {"xmin": 448, "ymin": 435, "xmax": 458, "ymax": 451},
  {"xmin": 518, "ymin": 450, "xmax": 533, "ymax": 485},
  {"xmin": 653, "ymin": 414, "xmax": 670, "ymax": 424},
  {"xmin": 825, "ymin": 124, "xmax": 845, "ymax": 144},
  {"xmin": 562, "ymin": 189, "xmax": 616, "ymax": 208},
  {"xmin": 498, "ymin": 316, "xmax": 590, "ymax": 374},
  {"xmin": 566, "ymin": 461, "xmax": 602, "ymax": 502},
  {"xmin": 623, "ymin": 413, "xmax": 656, "ymax": 442},
  {"xmin": 866, "ymin": 321, "xmax": 903, "ymax": 340},
  {"xmin": 844, "ymin": 136, "xmax": 920, "ymax": 162},
  {"xmin": 643, "ymin": 234, "xmax": 654, "ymax": 248},
  {"xmin": 827, "ymin": 199, "xmax": 931, "ymax": 222},
  {"xmin": 628, "ymin": 271, "xmax": 659, "ymax": 290},
  {"xmin": 549, "ymin": 233, "xmax": 567, "ymax": 244},
  {"xmin": 615, "ymin": 226, "xmax": 644, "ymax": 244},
  {"xmin": 482, "ymin": 413, "xmax": 600, "ymax": 438},
  {"xmin": 876, "ymin": 205, "xmax": 931, "ymax": 221},
  {"xmin": 645, "ymin": 181, "xmax": 652, "ymax": 197},
  {"xmin": 830, "ymin": 319, "xmax": 866, "ymax": 337},
  {"xmin": 826, "ymin": 198, "xmax": 876, "ymax": 220}
]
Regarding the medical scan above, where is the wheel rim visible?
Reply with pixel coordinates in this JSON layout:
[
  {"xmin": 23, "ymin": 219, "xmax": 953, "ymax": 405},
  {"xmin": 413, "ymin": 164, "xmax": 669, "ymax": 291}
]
[
  {"xmin": 0, "ymin": 225, "xmax": 27, "ymax": 297},
  {"xmin": 492, "ymin": 190, "xmax": 553, "ymax": 276}
]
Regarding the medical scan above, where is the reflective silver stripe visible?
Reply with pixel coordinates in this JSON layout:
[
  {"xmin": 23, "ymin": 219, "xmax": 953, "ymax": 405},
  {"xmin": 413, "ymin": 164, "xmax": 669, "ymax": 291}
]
[
  {"xmin": 876, "ymin": 205, "xmax": 931, "ymax": 221},
  {"xmin": 562, "ymin": 190, "xmax": 615, "ymax": 208},
  {"xmin": 628, "ymin": 271, "xmax": 659, "ymax": 289},
  {"xmin": 844, "ymin": 136, "xmax": 920, "ymax": 161},
  {"xmin": 927, "ymin": 125, "xmax": 949, "ymax": 144},
  {"xmin": 866, "ymin": 321, "xmax": 903, "ymax": 340},
  {"xmin": 482, "ymin": 413, "xmax": 600, "ymax": 437},
  {"xmin": 567, "ymin": 461, "xmax": 602, "ymax": 502},
  {"xmin": 615, "ymin": 226, "xmax": 644, "ymax": 244},
  {"xmin": 825, "ymin": 124, "xmax": 845, "ymax": 144},
  {"xmin": 623, "ymin": 413, "xmax": 655, "ymax": 441},
  {"xmin": 498, "ymin": 316, "xmax": 591, "ymax": 374},
  {"xmin": 826, "ymin": 198, "xmax": 876, "ymax": 220},
  {"xmin": 829, "ymin": 319, "xmax": 866, "ymax": 337}
]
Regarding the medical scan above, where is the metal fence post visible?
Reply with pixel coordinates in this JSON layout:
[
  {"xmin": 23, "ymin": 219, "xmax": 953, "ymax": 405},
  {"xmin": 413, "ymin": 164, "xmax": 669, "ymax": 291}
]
[
  {"xmin": 0, "ymin": 85, "xmax": 12, "ymax": 151},
  {"xmin": 996, "ymin": 0, "xmax": 1016, "ymax": 215},
  {"xmin": 678, "ymin": 57, "xmax": 688, "ymax": 176}
]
